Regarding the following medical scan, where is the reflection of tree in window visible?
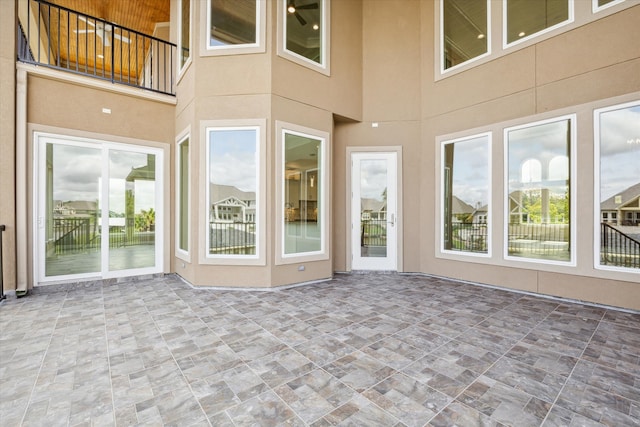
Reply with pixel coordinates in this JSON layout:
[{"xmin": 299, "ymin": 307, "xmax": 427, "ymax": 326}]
[{"xmin": 507, "ymin": 118, "xmax": 571, "ymax": 262}]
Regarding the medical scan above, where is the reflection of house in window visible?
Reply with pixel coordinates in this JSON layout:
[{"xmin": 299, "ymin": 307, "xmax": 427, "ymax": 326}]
[
  {"xmin": 210, "ymin": 184, "xmax": 256, "ymax": 223},
  {"xmin": 361, "ymin": 198, "xmax": 386, "ymax": 221},
  {"xmin": 600, "ymin": 182, "xmax": 640, "ymax": 226}
]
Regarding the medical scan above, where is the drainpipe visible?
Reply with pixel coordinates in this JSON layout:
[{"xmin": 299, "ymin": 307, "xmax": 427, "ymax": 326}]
[
  {"xmin": 15, "ymin": 68, "xmax": 29, "ymax": 297},
  {"xmin": 0, "ymin": 225, "xmax": 5, "ymax": 300}
]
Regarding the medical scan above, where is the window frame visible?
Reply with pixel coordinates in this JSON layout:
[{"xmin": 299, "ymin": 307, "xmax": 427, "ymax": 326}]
[
  {"xmin": 593, "ymin": 0, "xmax": 626, "ymax": 13},
  {"xmin": 277, "ymin": 0, "xmax": 331, "ymax": 75},
  {"xmin": 593, "ymin": 100, "xmax": 640, "ymax": 274},
  {"xmin": 177, "ymin": 0, "xmax": 192, "ymax": 79},
  {"xmin": 440, "ymin": 0, "xmax": 491, "ymax": 75},
  {"xmin": 502, "ymin": 0, "xmax": 574, "ymax": 49},
  {"xmin": 201, "ymin": 0, "xmax": 266, "ymax": 56},
  {"xmin": 440, "ymin": 132, "xmax": 493, "ymax": 258},
  {"xmin": 199, "ymin": 119, "xmax": 266, "ymax": 265},
  {"xmin": 503, "ymin": 114, "xmax": 577, "ymax": 266},
  {"xmin": 176, "ymin": 128, "xmax": 191, "ymax": 261},
  {"xmin": 276, "ymin": 121, "xmax": 330, "ymax": 264}
]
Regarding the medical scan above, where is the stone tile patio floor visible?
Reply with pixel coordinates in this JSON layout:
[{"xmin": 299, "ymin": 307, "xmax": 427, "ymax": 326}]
[{"xmin": 0, "ymin": 273, "xmax": 639, "ymax": 426}]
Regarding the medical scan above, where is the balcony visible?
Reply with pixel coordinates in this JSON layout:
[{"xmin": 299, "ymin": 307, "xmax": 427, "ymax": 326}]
[{"xmin": 17, "ymin": 0, "xmax": 176, "ymax": 96}]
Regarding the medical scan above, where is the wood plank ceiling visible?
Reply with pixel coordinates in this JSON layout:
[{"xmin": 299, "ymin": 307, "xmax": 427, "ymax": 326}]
[
  {"xmin": 42, "ymin": 0, "xmax": 170, "ymax": 81},
  {"xmin": 48, "ymin": 0, "xmax": 170, "ymax": 38}
]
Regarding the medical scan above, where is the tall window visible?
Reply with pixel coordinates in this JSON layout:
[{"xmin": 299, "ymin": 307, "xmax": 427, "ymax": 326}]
[
  {"xmin": 206, "ymin": 127, "xmax": 260, "ymax": 259},
  {"xmin": 505, "ymin": 0, "xmax": 572, "ymax": 46},
  {"xmin": 281, "ymin": 0, "xmax": 329, "ymax": 72},
  {"xmin": 505, "ymin": 116, "xmax": 574, "ymax": 264},
  {"xmin": 208, "ymin": 0, "xmax": 261, "ymax": 50},
  {"xmin": 441, "ymin": 0, "xmax": 489, "ymax": 71},
  {"xmin": 178, "ymin": 0, "xmax": 191, "ymax": 71},
  {"xmin": 595, "ymin": 102, "xmax": 640, "ymax": 271},
  {"xmin": 442, "ymin": 133, "xmax": 491, "ymax": 255},
  {"xmin": 280, "ymin": 127, "xmax": 327, "ymax": 258},
  {"xmin": 177, "ymin": 135, "xmax": 189, "ymax": 255}
]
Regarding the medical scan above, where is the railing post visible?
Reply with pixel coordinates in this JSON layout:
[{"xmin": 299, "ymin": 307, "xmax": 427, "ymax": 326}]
[{"xmin": 0, "ymin": 225, "xmax": 5, "ymax": 301}]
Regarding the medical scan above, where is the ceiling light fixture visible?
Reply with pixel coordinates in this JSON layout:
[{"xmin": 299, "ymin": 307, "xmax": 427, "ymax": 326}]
[
  {"xmin": 518, "ymin": 31, "xmax": 526, "ymax": 37},
  {"xmin": 477, "ymin": 34, "xmax": 485, "ymax": 39},
  {"xmin": 287, "ymin": 5, "xmax": 296, "ymax": 13},
  {"xmin": 313, "ymin": 24, "xmax": 319, "ymax": 30}
]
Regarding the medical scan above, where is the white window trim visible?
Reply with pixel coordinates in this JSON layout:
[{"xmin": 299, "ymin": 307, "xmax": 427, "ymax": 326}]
[
  {"xmin": 177, "ymin": 0, "xmax": 193, "ymax": 81},
  {"xmin": 503, "ymin": 114, "xmax": 577, "ymax": 267},
  {"xmin": 277, "ymin": 0, "xmax": 331, "ymax": 75},
  {"xmin": 439, "ymin": 132, "xmax": 492, "ymax": 259},
  {"xmin": 199, "ymin": 119, "xmax": 267, "ymax": 265},
  {"xmin": 276, "ymin": 121, "xmax": 330, "ymax": 264},
  {"xmin": 593, "ymin": 99, "xmax": 640, "ymax": 274},
  {"xmin": 175, "ymin": 127, "xmax": 191, "ymax": 261},
  {"xmin": 200, "ymin": 0, "xmax": 266, "ymax": 56},
  {"xmin": 502, "ymin": 0, "xmax": 574, "ymax": 49},
  {"xmin": 593, "ymin": 0, "xmax": 626, "ymax": 13},
  {"xmin": 440, "ymin": 0, "xmax": 492, "ymax": 75}
]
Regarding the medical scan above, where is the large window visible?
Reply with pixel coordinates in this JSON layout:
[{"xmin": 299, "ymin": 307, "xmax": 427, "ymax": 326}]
[
  {"xmin": 279, "ymin": 125, "xmax": 328, "ymax": 260},
  {"xmin": 206, "ymin": 0, "xmax": 264, "ymax": 53},
  {"xmin": 441, "ymin": 0, "xmax": 489, "ymax": 71},
  {"xmin": 177, "ymin": 134, "xmax": 189, "ymax": 256},
  {"xmin": 504, "ymin": 0, "xmax": 572, "ymax": 46},
  {"xmin": 206, "ymin": 126, "xmax": 260, "ymax": 259},
  {"xmin": 505, "ymin": 116, "xmax": 574, "ymax": 264},
  {"xmin": 442, "ymin": 133, "xmax": 491, "ymax": 255},
  {"xmin": 280, "ymin": 0, "xmax": 329, "ymax": 72},
  {"xmin": 595, "ymin": 102, "xmax": 640, "ymax": 272},
  {"xmin": 178, "ymin": 0, "xmax": 191, "ymax": 71}
]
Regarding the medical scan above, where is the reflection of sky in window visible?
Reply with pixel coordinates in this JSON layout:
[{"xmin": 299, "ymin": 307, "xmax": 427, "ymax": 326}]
[
  {"xmin": 360, "ymin": 160, "xmax": 387, "ymax": 200},
  {"xmin": 53, "ymin": 145, "xmax": 156, "ymax": 214},
  {"xmin": 209, "ymin": 129, "xmax": 257, "ymax": 192},
  {"xmin": 508, "ymin": 120, "xmax": 569, "ymax": 194},
  {"xmin": 451, "ymin": 136, "xmax": 489, "ymax": 207},
  {"xmin": 599, "ymin": 105, "xmax": 640, "ymax": 201}
]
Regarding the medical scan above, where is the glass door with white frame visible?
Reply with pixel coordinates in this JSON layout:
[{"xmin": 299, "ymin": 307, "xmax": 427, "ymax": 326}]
[
  {"xmin": 351, "ymin": 152, "xmax": 398, "ymax": 271},
  {"xmin": 37, "ymin": 135, "xmax": 163, "ymax": 282}
]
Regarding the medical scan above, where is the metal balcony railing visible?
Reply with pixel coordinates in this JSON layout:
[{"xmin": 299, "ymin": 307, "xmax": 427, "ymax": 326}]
[
  {"xmin": 209, "ymin": 222, "xmax": 257, "ymax": 255},
  {"xmin": 601, "ymin": 222, "xmax": 640, "ymax": 269},
  {"xmin": 18, "ymin": 0, "xmax": 176, "ymax": 96}
]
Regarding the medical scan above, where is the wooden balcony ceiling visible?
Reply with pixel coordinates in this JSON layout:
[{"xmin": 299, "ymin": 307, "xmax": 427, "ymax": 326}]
[
  {"xmin": 43, "ymin": 0, "xmax": 169, "ymax": 80},
  {"xmin": 48, "ymin": 0, "xmax": 170, "ymax": 37}
]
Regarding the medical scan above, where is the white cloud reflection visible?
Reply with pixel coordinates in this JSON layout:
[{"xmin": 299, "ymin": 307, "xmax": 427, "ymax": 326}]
[
  {"xmin": 450, "ymin": 135, "xmax": 490, "ymax": 207},
  {"xmin": 209, "ymin": 129, "xmax": 257, "ymax": 192},
  {"xmin": 599, "ymin": 105, "xmax": 640, "ymax": 201}
]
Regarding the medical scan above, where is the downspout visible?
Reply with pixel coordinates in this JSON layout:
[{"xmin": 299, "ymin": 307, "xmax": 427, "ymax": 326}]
[{"xmin": 15, "ymin": 67, "xmax": 29, "ymax": 297}]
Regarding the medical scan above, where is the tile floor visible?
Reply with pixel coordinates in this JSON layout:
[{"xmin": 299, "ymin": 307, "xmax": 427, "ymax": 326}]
[{"xmin": 0, "ymin": 273, "xmax": 639, "ymax": 426}]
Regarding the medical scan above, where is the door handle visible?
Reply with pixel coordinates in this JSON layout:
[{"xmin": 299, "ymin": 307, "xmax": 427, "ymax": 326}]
[{"xmin": 388, "ymin": 213, "xmax": 395, "ymax": 227}]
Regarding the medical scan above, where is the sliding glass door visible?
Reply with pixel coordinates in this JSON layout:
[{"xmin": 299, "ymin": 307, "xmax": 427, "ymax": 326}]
[{"xmin": 37, "ymin": 134, "xmax": 163, "ymax": 282}]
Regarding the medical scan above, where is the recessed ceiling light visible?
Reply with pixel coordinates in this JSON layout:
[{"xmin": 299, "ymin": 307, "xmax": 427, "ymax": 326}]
[
  {"xmin": 518, "ymin": 31, "xmax": 526, "ymax": 37},
  {"xmin": 97, "ymin": 54, "xmax": 104, "ymax": 59},
  {"xmin": 313, "ymin": 24, "xmax": 319, "ymax": 31},
  {"xmin": 477, "ymin": 34, "xmax": 485, "ymax": 39},
  {"xmin": 287, "ymin": 5, "xmax": 296, "ymax": 13}
]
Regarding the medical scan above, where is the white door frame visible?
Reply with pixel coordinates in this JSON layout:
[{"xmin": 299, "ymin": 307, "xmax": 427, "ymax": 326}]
[
  {"xmin": 347, "ymin": 146, "xmax": 403, "ymax": 271},
  {"xmin": 34, "ymin": 132, "xmax": 164, "ymax": 283}
]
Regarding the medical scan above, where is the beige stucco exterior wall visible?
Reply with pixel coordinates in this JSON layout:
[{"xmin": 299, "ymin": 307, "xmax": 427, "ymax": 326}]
[
  {"xmin": 0, "ymin": 1, "xmax": 17, "ymax": 294},
  {"xmin": 171, "ymin": 0, "xmax": 362, "ymax": 288},
  {"xmin": 420, "ymin": 3, "xmax": 640, "ymax": 309},
  {"xmin": 23, "ymin": 74, "xmax": 175, "ymax": 287}
]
